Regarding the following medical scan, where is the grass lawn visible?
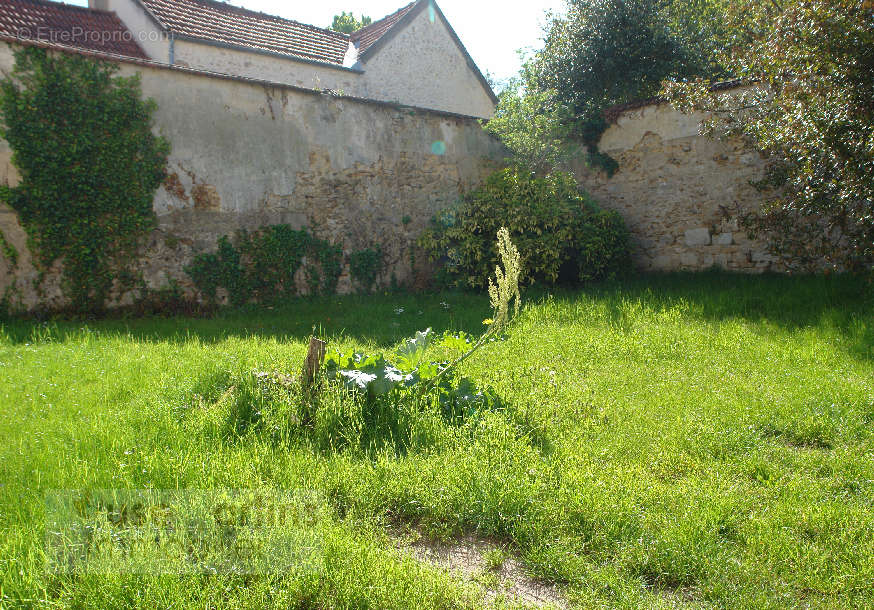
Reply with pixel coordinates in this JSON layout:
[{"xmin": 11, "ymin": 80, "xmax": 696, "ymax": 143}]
[{"xmin": 1, "ymin": 273, "xmax": 872, "ymax": 608}]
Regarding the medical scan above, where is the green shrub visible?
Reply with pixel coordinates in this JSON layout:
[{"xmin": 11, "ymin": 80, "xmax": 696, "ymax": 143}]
[
  {"xmin": 420, "ymin": 168, "xmax": 630, "ymax": 288},
  {"xmin": 185, "ymin": 225, "xmax": 344, "ymax": 305}
]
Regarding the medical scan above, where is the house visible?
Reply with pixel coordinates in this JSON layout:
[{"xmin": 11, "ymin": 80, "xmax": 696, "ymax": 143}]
[
  {"xmin": 0, "ymin": 0, "xmax": 495, "ymax": 117},
  {"xmin": 85, "ymin": 0, "xmax": 497, "ymax": 118}
]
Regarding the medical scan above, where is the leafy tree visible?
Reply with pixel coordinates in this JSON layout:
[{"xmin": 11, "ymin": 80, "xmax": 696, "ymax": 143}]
[
  {"xmin": 0, "ymin": 47, "xmax": 169, "ymax": 312},
  {"xmin": 330, "ymin": 12, "xmax": 372, "ymax": 33},
  {"xmin": 483, "ymin": 62, "xmax": 581, "ymax": 174},
  {"xmin": 663, "ymin": 0, "xmax": 874, "ymax": 272},
  {"xmin": 536, "ymin": 0, "xmax": 719, "ymax": 120},
  {"xmin": 489, "ymin": 0, "xmax": 724, "ymax": 173}
]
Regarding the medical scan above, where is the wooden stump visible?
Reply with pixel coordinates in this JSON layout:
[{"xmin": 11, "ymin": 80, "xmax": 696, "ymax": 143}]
[{"xmin": 300, "ymin": 336, "xmax": 327, "ymax": 390}]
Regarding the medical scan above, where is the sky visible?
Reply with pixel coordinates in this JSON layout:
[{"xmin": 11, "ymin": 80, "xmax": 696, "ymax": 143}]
[{"xmin": 67, "ymin": 0, "xmax": 567, "ymax": 84}]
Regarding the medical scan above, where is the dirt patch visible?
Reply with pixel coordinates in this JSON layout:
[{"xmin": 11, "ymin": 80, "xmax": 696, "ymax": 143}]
[{"xmin": 393, "ymin": 530, "xmax": 567, "ymax": 609}]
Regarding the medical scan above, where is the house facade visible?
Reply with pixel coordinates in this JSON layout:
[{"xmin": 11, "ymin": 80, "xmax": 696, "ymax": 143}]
[{"xmin": 85, "ymin": 0, "xmax": 497, "ymax": 118}]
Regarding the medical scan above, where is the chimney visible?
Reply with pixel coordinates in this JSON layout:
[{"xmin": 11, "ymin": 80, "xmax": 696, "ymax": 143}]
[{"xmin": 89, "ymin": 0, "xmax": 110, "ymax": 11}]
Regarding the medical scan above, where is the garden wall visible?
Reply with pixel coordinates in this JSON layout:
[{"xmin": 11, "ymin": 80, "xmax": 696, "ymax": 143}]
[
  {"xmin": 573, "ymin": 98, "xmax": 778, "ymax": 273},
  {"xmin": 0, "ymin": 41, "xmax": 505, "ymax": 311}
]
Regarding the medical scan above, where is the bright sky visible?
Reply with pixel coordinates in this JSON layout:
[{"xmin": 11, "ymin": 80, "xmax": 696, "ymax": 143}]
[{"xmin": 67, "ymin": 0, "xmax": 566, "ymax": 84}]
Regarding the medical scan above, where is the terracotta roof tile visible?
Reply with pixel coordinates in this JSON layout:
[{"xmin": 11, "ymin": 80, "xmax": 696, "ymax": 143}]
[
  {"xmin": 0, "ymin": 0, "xmax": 149, "ymax": 59},
  {"xmin": 139, "ymin": 0, "xmax": 351, "ymax": 65},
  {"xmin": 350, "ymin": 1, "xmax": 416, "ymax": 55}
]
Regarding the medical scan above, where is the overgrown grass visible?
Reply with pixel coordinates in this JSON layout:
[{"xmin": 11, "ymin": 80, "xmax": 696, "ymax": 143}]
[{"xmin": 1, "ymin": 273, "xmax": 872, "ymax": 608}]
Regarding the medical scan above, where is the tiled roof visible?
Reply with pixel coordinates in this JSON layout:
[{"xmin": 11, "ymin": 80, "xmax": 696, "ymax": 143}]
[
  {"xmin": 138, "ymin": 0, "xmax": 351, "ymax": 65},
  {"xmin": 350, "ymin": 1, "xmax": 416, "ymax": 55},
  {"xmin": 0, "ymin": 0, "xmax": 149, "ymax": 59}
]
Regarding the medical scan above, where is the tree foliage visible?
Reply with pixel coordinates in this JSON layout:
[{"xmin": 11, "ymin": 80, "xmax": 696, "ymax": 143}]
[
  {"xmin": 483, "ymin": 62, "xmax": 581, "ymax": 174},
  {"xmin": 663, "ymin": 0, "xmax": 874, "ymax": 272},
  {"xmin": 489, "ymin": 0, "xmax": 725, "ymax": 173},
  {"xmin": 0, "ymin": 47, "xmax": 169, "ymax": 312},
  {"xmin": 537, "ymin": 0, "xmax": 718, "ymax": 120},
  {"xmin": 329, "ymin": 12, "xmax": 372, "ymax": 34}
]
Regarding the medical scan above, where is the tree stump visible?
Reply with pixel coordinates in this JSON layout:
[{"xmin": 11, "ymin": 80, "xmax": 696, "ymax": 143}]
[{"xmin": 300, "ymin": 336, "xmax": 327, "ymax": 390}]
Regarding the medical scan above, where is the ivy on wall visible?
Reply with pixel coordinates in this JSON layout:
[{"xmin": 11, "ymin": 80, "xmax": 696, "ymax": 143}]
[
  {"xmin": 185, "ymin": 225, "xmax": 361, "ymax": 305},
  {"xmin": 0, "ymin": 229, "xmax": 17, "ymax": 268},
  {"xmin": 348, "ymin": 245, "xmax": 382, "ymax": 293},
  {"xmin": 0, "ymin": 46, "xmax": 169, "ymax": 312}
]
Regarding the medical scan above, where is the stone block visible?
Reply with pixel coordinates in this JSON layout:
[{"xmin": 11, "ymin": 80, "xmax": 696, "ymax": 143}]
[
  {"xmin": 680, "ymin": 252, "xmax": 699, "ymax": 267},
  {"xmin": 751, "ymin": 250, "xmax": 776, "ymax": 264},
  {"xmin": 652, "ymin": 255, "xmax": 677, "ymax": 270},
  {"xmin": 714, "ymin": 232, "xmax": 733, "ymax": 246},
  {"xmin": 684, "ymin": 227, "xmax": 711, "ymax": 246}
]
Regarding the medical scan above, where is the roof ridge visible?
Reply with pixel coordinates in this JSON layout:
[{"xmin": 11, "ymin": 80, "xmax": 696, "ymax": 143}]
[
  {"xmin": 137, "ymin": 0, "xmax": 353, "ymax": 64},
  {"xmin": 12, "ymin": 0, "xmax": 117, "ymax": 15},
  {"xmin": 164, "ymin": 0, "xmax": 351, "ymax": 41},
  {"xmin": 350, "ymin": 1, "xmax": 416, "ymax": 41}
]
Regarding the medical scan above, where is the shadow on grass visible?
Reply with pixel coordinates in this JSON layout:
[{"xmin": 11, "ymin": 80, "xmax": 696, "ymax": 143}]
[
  {"xmin": 0, "ymin": 291, "xmax": 494, "ymax": 347},
  {"xmin": 1, "ymin": 272, "xmax": 871, "ymax": 358},
  {"xmin": 545, "ymin": 271, "xmax": 874, "ymax": 362}
]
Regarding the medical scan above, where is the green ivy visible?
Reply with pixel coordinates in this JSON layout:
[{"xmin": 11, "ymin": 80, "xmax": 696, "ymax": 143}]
[
  {"xmin": 349, "ymin": 245, "xmax": 382, "ymax": 293},
  {"xmin": 185, "ymin": 225, "xmax": 345, "ymax": 305},
  {"xmin": 420, "ymin": 168, "xmax": 631, "ymax": 289},
  {"xmin": 0, "ymin": 229, "xmax": 17, "ymax": 268},
  {"xmin": 0, "ymin": 287, "xmax": 13, "ymax": 320},
  {"xmin": 239, "ymin": 225, "xmax": 309, "ymax": 302},
  {"xmin": 0, "ymin": 47, "xmax": 169, "ymax": 312},
  {"xmin": 185, "ymin": 236, "xmax": 246, "ymax": 306},
  {"xmin": 305, "ymin": 238, "xmax": 343, "ymax": 297}
]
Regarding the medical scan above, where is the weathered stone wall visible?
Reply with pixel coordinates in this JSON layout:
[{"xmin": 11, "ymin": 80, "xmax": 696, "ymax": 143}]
[
  {"xmin": 0, "ymin": 42, "xmax": 505, "ymax": 311},
  {"xmin": 573, "ymin": 100, "xmax": 777, "ymax": 272}
]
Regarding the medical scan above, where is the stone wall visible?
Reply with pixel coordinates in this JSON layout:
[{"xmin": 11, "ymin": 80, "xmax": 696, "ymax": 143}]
[
  {"xmin": 573, "ymin": 100, "xmax": 778, "ymax": 272},
  {"xmin": 0, "ymin": 41, "xmax": 505, "ymax": 312}
]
